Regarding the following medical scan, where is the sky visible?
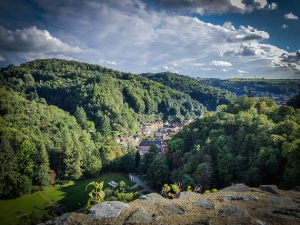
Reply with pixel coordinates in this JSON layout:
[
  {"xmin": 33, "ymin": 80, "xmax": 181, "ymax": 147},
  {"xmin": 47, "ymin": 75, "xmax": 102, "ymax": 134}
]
[{"xmin": 0, "ymin": 0, "xmax": 299, "ymax": 79}]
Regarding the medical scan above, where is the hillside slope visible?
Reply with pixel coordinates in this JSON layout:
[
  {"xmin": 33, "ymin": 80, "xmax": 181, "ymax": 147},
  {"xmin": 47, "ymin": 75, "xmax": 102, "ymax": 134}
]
[
  {"xmin": 0, "ymin": 59, "xmax": 206, "ymax": 136},
  {"xmin": 140, "ymin": 72, "xmax": 236, "ymax": 111}
]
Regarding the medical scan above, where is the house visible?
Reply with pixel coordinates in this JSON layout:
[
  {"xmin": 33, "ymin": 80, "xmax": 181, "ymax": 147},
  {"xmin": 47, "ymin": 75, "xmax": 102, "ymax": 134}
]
[
  {"xmin": 155, "ymin": 130, "xmax": 168, "ymax": 139},
  {"xmin": 138, "ymin": 140, "xmax": 162, "ymax": 152},
  {"xmin": 169, "ymin": 124, "xmax": 180, "ymax": 133}
]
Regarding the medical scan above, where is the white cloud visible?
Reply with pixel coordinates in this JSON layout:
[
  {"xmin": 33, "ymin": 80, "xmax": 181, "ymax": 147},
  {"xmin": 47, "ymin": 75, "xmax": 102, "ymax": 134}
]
[
  {"xmin": 0, "ymin": 0, "xmax": 298, "ymax": 78},
  {"xmin": 135, "ymin": 61, "xmax": 147, "ymax": 66},
  {"xmin": 151, "ymin": 0, "xmax": 276, "ymax": 15},
  {"xmin": 222, "ymin": 22, "xmax": 236, "ymax": 31},
  {"xmin": 237, "ymin": 69, "xmax": 248, "ymax": 73},
  {"xmin": 192, "ymin": 63, "xmax": 205, "ymax": 66},
  {"xmin": 201, "ymin": 67, "xmax": 215, "ymax": 71},
  {"xmin": 275, "ymin": 50, "xmax": 300, "ymax": 71},
  {"xmin": 211, "ymin": 60, "xmax": 232, "ymax": 67},
  {"xmin": 226, "ymin": 25, "xmax": 269, "ymax": 42},
  {"xmin": 0, "ymin": 55, "xmax": 5, "ymax": 61},
  {"xmin": 222, "ymin": 69, "xmax": 227, "ymax": 72},
  {"xmin": 269, "ymin": 2, "xmax": 277, "ymax": 10},
  {"xmin": 99, "ymin": 59, "xmax": 117, "ymax": 65},
  {"xmin": 229, "ymin": 0, "xmax": 245, "ymax": 10},
  {"xmin": 0, "ymin": 26, "xmax": 83, "ymax": 53},
  {"xmin": 162, "ymin": 65, "xmax": 169, "ymax": 70},
  {"xmin": 281, "ymin": 24, "xmax": 288, "ymax": 29},
  {"xmin": 223, "ymin": 42, "xmax": 272, "ymax": 57},
  {"xmin": 284, "ymin": 13, "xmax": 299, "ymax": 20}
]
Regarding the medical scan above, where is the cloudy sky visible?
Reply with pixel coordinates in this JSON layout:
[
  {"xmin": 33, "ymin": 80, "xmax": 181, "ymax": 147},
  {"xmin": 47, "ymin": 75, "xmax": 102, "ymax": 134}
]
[{"xmin": 0, "ymin": 0, "xmax": 299, "ymax": 79}]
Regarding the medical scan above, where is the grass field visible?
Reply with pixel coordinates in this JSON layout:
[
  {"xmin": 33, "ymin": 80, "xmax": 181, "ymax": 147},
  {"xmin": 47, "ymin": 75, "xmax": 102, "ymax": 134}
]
[{"xmin": 0, "ymin": 172, "xmax": 136, "ymax": 225}]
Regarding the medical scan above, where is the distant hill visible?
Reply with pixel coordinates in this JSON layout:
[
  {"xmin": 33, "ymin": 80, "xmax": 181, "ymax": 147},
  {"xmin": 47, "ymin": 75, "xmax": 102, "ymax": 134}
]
[
  {"xmin": 140, "ymin": 72, "xmax": 236, "ymax": 111},
  {"xmin": 200, "ymin": 78, "xmax": 300, "ymax": 105},
  {"xmin": 0, "ymin": 59, "xmax": 206, "ymax": 136}
]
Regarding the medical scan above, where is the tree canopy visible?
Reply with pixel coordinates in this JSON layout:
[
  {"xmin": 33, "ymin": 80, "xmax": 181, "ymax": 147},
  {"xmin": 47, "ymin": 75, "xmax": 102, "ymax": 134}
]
[{"xmin": 165, "ymin": 96, "xmax": 300, "ymax": 190}]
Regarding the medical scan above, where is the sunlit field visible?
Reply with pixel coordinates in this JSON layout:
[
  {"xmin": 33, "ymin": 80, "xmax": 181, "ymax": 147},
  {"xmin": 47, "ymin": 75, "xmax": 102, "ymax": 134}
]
[{"xmin": 0, "ymin": 173, "xmax": 135, "ymax": 225}]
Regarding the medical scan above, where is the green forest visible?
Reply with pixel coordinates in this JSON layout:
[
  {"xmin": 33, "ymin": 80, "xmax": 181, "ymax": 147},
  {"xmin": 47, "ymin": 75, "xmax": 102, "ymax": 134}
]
[
  {"xmin": 141, "ymin": 72, "xmax": 237, "ymax": 111},
  {"xmin": 200, "ymin": 78, "xmax": 300, "ymax": 103},
  {"xmin": 0, "ymin": 59, "xmax": 209, "ymax": 199},
  {"xmin": 164, "ymin": 96, "xmax": 300, "ymax": 190},
  {"xmin": 0, "ymin": 58, "xmax": 299, "ymax": 200}
]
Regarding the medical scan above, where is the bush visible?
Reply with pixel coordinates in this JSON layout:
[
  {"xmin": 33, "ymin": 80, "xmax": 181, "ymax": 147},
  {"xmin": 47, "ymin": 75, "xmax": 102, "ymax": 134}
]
[
  {"xmin": 161, "ymin": 183, "xmax": 182, "ymax": 199},
  {"xmin": 18, "ymin": 175, "xmax": 32, "ymax": 195},
  {"xmin": 211, "ymin": 188, "xmax": 218, "ymax": 193},
  {"xmin": 187, "ymin": 185, "xmax": 192, "ymax": 192},
  {"xmin": 204, "ymin": 190, "xmax": 211, "ymax": 194}
]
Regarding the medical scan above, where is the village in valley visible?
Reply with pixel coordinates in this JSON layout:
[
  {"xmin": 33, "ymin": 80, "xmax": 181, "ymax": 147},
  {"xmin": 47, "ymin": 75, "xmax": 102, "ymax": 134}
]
[{"xmin": 115, "ymin": 116, "xmax": 203, "ymax": 159}]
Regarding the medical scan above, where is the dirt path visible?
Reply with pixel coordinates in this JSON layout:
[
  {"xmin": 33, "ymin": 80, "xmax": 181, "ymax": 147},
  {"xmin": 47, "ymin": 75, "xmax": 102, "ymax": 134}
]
[{"xmin": 129, "ymin": 173, "xmax": 156, "ymax": 194}]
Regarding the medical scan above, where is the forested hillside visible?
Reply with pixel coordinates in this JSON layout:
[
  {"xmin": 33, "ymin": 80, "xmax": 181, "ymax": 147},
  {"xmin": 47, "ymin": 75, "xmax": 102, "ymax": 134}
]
[
  {"xmin": 0, "ymin": 59, "xmax": 207, "ymax": 198},
  {"xmin": 0, "ymin": 88, "xmax": 125, "ymax": 198},
  {"xmin": 0, "ymin": 59, "xmax": 206, "ymax": 135},
  {"xmin": 200, "ymin": 78, "xmax": 300, "ymax": 104},
  {"xmin": 165, "ymin": 96, "xmax": 300, "ymax": 190},
  {"xmin": 140, "ymin": 72, "xmax": 236, "ymax": 111}
]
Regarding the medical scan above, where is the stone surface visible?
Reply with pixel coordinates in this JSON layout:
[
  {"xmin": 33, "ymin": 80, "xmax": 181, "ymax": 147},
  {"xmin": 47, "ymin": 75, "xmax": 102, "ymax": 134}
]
[
  {"xmin": 293, "ymin": 186, "xmax": 300, "ymax": 192},
  {"xmin": 37, "ymin": 213, "xmax": 74, "ymax": 225},
  {"xmin": 251, "ymin": 219, "xmax": 268, "ymax": 225},
  {"xmin": 259, "ymin": 185, "xmax": 278, "ymax": 194},
  {"xmin": 179, "ymin": 191, "xmax": 195, "ymax": 198},
  {"xmin": 218, "ymin": 205, "xmax": 249, "ymax": 217},
  {"xmin": 139, "ymin": 193, "xmax": 165, "ymax": 205},
  {"xmin": 223, "ymin": 195, "xmax": 258, "ymax": 201},
  {"xmin": 219, "ymin": 183, "xmax": 251, "ymax": 192},
  {"xmin": 268, "ymin": 196, "xmax": 299, "ymax": 207},
  {"xmin": 254, "ymin": 207, "xmax": 300, "ymax": 220},
  {"xmin": 193, "ymin": 197, "xmax": 215, "ymax": 209},
  {"xmin": 41, "ymin": 185, "xmax": 300, "ymax": 225},
  {"xmin": 87, "ymin": 201, "xmax": 130, "ymax": 219},
  {"xmin": 188, "ymin": 220, "xmax": 211, "ymax": 225},
  {"xmin": 125, "ymin": 207, "xmax": 157, "ymax": 224},
  {"xmin": 163, "ymin": 204, "xmax": 187, "ymax": 214}
]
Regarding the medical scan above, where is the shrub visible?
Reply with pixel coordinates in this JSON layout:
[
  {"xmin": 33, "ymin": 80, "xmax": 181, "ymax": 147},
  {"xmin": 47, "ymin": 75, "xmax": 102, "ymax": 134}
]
[
  {"xmin": 204, "ymin": 190, "xmax": 211, "ymax": 194},
  {"xmin": 18, "ymin": 175, "xmax": 32, "ymax": 195},
  {"xmin": 161, "ymin": 182, "xmax": 182, "ymax": 199},
  {"xmin": 211, "ymin": 188, "xmax": 218, "ymax": 193},
  {"xmin": 187, "ymin": 185, "xmax": 192, "ymax": 192},
  {"xmin": 84, "ymin": 181, "xmax": 105, "ymax": 212}
]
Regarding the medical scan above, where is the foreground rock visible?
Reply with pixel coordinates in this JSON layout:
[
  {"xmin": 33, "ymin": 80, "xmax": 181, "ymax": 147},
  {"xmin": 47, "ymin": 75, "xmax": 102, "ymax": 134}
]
[
  {"xmin": 259, "ymin": 185, "xmax": 279, "ymax": 194},
  {"xmin": 87, "ymin": 201, "xmax": 130, "ymax": 219},
  {"xmin": 219, "ymin": 183, "xmax": 251, "ymax": 192},
  {"xmin": 40, "ymin": 187, "xmax": 300, "ymax": 225},
  {"xmin": 218, "ymin": 204, "xmax": 249, "ymax": 217}
]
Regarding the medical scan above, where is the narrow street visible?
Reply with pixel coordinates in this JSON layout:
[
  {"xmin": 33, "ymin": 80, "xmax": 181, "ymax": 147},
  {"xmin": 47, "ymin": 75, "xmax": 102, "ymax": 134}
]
[{"xmin": 129, "ymin": 173, "xmax": 156, "ymax": 194}]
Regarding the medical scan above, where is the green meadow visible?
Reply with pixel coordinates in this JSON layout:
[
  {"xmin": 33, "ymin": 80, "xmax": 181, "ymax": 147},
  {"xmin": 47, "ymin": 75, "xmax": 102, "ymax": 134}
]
[{"xmin": 0, "ymin": 173, "xmax": 136, "ymax": 225}]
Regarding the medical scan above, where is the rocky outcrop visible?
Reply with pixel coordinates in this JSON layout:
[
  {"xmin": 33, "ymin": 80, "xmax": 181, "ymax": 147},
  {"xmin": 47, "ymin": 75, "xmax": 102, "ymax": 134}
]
[
  {"xmin": 219, "ymin": 183, "xmax": 251, "ymax": 192},
  {"xmin": 293, "ymin": 186, "xmax": 300, "ymax": 192},
  {"xmin": 39, "ymin": 186, "xmax": 300, "ymax": 225},
  {"xmin": 87, "ymin": 201, "xmax": 130, "ymax": 219},
  {"xmin": 259, "ymin": 185, "xmax": 279, "ymax": 194}
]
